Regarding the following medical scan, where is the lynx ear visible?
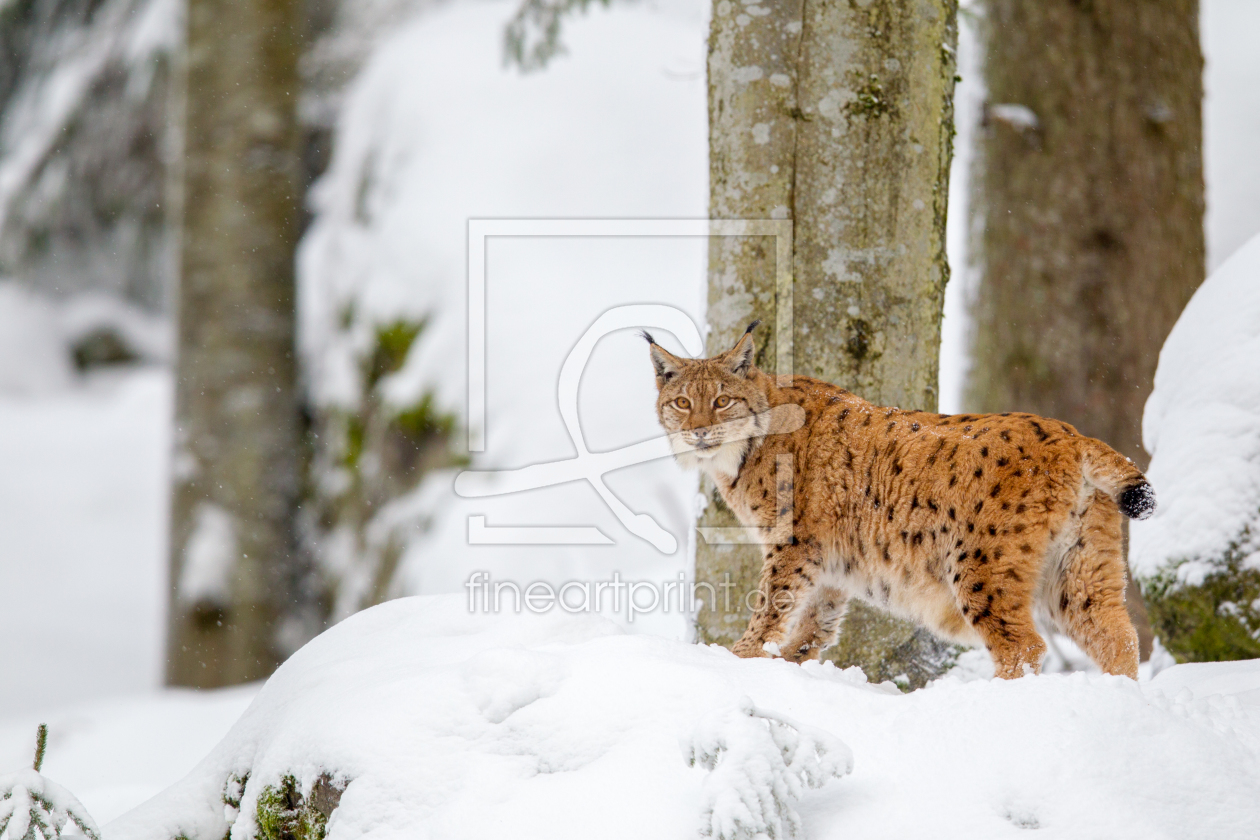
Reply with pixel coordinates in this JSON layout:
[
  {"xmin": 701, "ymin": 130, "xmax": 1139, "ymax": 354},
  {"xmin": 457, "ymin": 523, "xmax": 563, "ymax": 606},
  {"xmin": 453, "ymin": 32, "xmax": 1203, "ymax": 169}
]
[
  {"xmin": 642, "ymin": 331, "xmax": 687, "ymax": 383},
  {"xmin": 721, "ymin": 321, "xmax": 760, "ymax": 377}
]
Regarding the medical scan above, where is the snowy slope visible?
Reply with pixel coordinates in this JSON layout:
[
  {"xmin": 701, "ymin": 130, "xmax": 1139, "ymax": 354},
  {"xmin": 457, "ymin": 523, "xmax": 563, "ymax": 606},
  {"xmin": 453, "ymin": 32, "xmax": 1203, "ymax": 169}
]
[
  {"xmin": 1131, "ymin": 233, "xmax": 1260, "ymax": 585},
  {"xmin": 102, "ymin": 596, "xmax": 1260, "ymax": 840}
]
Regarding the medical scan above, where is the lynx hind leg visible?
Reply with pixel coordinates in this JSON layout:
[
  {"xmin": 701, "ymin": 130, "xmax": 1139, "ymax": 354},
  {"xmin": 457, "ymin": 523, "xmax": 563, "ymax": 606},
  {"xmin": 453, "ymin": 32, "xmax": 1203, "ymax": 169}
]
[
  {"xmin": 732, "ymin": 545, "xmax": 822, "ymax": 659},
  {"xmin": 1051, "ymin": 491, "xmax": 1139, "ymax": 679},
  {"xmin": 780, "ymin": 585, "xmax": 847, "ymax": 663}
]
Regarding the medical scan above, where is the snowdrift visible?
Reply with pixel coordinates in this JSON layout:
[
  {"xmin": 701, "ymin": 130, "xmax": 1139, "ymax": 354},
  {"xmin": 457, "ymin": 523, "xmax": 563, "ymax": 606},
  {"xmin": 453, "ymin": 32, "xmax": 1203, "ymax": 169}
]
[
  {"xmin": 1132, "ymin": 231, "xmax": 1260, "ymax": 660},
  {"xmin": 1133, "ymin": 232, "xmax": 1260, "ymax": 584},
  {"xmin": 104, "ymin": 596, "xmax": 1260, "ymax": 840}
]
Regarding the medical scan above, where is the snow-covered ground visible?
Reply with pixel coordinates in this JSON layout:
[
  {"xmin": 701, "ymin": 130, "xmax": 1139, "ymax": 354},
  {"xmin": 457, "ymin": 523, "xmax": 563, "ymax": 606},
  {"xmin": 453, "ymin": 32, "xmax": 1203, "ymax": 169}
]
[
  {"xmin": 80, "ymin": 598, "xmax": 1260, "ymax": 839},
  {"xmin": 0, "ymin": 369, "xmax": 170, "ymax": 719}
]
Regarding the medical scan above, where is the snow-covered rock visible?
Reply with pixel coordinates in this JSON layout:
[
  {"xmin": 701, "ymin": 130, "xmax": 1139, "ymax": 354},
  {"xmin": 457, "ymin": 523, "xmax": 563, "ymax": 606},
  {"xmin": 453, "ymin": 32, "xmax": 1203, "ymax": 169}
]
[
  {"xmin": 0, "ymin": 282, "xmax": 171, "ymax": 395},
  {"xmin": 1132, "ymin": 232, "xmax": 1260, "ymax": 660},
  {"xmin": 103, "ymin": 596, "xmax": 1260, "ymax": 840}
]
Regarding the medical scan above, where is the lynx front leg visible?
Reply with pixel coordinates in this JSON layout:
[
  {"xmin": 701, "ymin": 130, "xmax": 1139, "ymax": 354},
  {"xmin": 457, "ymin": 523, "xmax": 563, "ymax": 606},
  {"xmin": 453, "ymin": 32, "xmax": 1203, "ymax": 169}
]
[
  {"xmin": 732, "ymin": 543, "xmax": 823, "ymax": 659},
  {"xmin": 780, "ymin": 585, "xmax": 847, "ymax": 663}
]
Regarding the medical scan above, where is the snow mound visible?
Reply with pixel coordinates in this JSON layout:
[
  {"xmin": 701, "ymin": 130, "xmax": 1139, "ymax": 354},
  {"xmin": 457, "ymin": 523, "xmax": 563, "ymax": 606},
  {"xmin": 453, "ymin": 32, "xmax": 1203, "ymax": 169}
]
[
  {"xmin": 104, "ymin": 596, "xmax": 1260, "ymax": 840},
  {"xmin": 1132, "ymin": 232, "xmax": 1260, "ymax": 585}
]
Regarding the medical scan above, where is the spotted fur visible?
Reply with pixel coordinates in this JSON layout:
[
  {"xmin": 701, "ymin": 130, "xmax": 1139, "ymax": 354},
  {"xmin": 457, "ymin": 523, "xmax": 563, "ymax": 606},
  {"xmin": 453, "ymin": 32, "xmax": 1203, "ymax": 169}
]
[{"xmin": 648, "ymin": 327, "xmax": 1151, "ymax": 679}]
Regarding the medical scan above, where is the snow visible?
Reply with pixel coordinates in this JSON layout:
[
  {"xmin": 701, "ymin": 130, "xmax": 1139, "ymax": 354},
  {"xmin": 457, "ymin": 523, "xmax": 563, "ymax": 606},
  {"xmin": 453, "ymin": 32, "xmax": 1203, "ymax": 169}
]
[
  {"xmin": 56, "ymin": 294, "xmax": 172, "ymax": 367},
  {"xmin": 1203, "ymin": 0, "xmax": 1260, "ymax": 271},
  {"xmin": 175, "ymin": 504, "xmax": 237, "ymax": 608},
  {"xmin": 0, "ymin": 687, "xmax": 258, "ymax": 827},
  {"xmin": 986, "ymin": 103, "xmax": 1039, "ymax": 131},
  {"xmin": 1131, "ymin": 233, "xmax": 1260, "ymax": 585},
  {"xmin": 0, "ymin": 284, "xmax": 75, "ymax": 394},
  {"xmin": 686, "ymin": 700, "xmax": 853, "ymax": 840},
  {"xmin": 938, "ymin": 0, "xmax": 984, "ymax": 414},
  {"xmin": 0, "ymin": 283, "xmax": 170, "ymax": 395},
  {"xmin": 100, "ymin": 597, "xmax": 1260, "ymax": 840},
  {"xmin": 0, "ymin": 369, "xmax": 171, "ymax": 718}
]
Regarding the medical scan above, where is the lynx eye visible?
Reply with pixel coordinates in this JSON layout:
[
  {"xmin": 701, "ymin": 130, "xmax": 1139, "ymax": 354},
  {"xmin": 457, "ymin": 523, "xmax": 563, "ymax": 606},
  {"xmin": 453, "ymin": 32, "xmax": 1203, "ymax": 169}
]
[
  {"xmin": 674, "ymin": 397, "xmax": 691, "ymax": 410},
  {"xmin": 714, "ymin": 395, "xmax": 732, "ymax": 408}
]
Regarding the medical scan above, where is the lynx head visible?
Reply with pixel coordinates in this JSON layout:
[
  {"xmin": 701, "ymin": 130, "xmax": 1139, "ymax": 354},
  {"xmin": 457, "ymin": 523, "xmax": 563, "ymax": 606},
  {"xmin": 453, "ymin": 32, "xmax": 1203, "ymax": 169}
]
[{"xmin": 642, "ymin": 321, "xmax": 771, "ymax": 476}]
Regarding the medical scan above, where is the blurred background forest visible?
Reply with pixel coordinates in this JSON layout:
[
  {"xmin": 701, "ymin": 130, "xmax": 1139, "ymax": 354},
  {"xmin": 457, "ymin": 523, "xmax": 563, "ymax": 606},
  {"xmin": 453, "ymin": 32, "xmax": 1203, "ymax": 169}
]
[{"xmin": 0, "ymin": 0, "xmax": 1257, "ymax": 736}]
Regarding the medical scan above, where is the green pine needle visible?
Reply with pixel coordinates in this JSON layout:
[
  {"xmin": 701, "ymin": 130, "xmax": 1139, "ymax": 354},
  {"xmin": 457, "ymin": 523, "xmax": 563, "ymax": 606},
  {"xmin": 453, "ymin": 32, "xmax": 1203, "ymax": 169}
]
[{"xmin": 33, "ymin": 723, "xmax": 47, "ymax": 772}]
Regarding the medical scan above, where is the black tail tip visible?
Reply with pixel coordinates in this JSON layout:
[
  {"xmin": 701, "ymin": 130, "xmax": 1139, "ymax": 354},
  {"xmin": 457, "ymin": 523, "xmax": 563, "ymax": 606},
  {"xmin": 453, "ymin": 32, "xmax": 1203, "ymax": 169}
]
[{"xmin": 1119, "ymin": 481, "xmax": 1157, "ymax": 520}]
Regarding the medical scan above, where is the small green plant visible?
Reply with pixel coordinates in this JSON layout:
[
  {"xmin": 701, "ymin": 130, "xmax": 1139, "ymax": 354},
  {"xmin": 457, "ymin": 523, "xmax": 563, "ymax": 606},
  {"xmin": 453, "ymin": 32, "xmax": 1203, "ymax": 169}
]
[
  {"xmin": 0, "ymin": 725, "xmax": 100, "ymax": 840},
  {"xmin": 367, "ymin": 321, "xmax": 424, "ymax": 389},
  {"xmin": 1143, "ymin": 529, "xmax": 1260, "ymax": 663}
]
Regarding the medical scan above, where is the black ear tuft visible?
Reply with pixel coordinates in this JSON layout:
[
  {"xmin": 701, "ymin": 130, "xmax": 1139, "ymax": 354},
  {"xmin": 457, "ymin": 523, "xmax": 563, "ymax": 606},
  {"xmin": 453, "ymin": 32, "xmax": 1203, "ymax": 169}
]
[
  {"xmin": 744, "ymin": 319, "xmax": 762, "ymax": 335},
  {"xmin": 638, "ymin": 330, "xmax": 656, "ymax": 345},
  {"xmin": 724, "ymin": 330, "xmax": 757, "ymax": 377},
  {"xmin": 648, "ymin": 341, "xmax": 685, "ymax": 382}
]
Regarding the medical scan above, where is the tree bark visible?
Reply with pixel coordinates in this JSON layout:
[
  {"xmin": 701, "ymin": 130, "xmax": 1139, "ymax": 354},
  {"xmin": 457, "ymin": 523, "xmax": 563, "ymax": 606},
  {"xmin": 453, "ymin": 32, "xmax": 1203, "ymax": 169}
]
[
  {"xmin": 967, "ymin": 0, "xmax": 1205, "ymax": 659},
  {"xmin": 698, "ymin": 0, "xmax": 960, "ymax": 687},
  {"xmin": 166, "ymin": 0, "xmax": 308, "ymax": 687}
]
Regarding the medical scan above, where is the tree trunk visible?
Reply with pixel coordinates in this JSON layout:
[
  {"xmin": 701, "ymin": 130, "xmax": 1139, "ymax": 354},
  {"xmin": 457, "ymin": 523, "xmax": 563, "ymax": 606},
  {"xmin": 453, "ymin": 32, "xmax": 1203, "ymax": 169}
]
[
  {"xmin": 166, "ymin": 0, "xmax": 308, "ymax": 687},
  {"xmin": 967, "ymin": 0, "xmax": 1205, "ymax": 659},
  {"xmin": 698, "ymin": 0, "xmax": 961, "ymax": 688}
]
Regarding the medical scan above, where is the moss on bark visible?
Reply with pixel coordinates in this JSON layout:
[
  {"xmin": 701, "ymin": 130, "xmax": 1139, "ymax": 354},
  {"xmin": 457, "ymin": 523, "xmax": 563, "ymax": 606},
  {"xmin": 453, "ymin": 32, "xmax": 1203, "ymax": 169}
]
[
  {"xmin": 1142, "ymin": 534, "xmax": 1260, "ymax": 663},
  {"xmin": 255, "ymin": 775, "xmax": 340, "ymax": 840}
]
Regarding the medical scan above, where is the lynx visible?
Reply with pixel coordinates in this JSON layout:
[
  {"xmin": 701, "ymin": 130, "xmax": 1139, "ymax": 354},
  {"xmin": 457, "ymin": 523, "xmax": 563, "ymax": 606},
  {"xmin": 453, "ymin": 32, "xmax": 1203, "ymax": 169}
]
[{"xmin": 645, "ymin": 322, "xmax": 1154, "ymax": 679}]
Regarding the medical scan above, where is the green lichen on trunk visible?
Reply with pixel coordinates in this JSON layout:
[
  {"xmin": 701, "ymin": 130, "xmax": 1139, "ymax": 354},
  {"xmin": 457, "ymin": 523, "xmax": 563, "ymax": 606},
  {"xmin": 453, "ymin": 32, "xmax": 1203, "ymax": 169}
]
[{"xmin": 1142, "ymin": 532, "xmax": 1260, "ymax": 663}]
